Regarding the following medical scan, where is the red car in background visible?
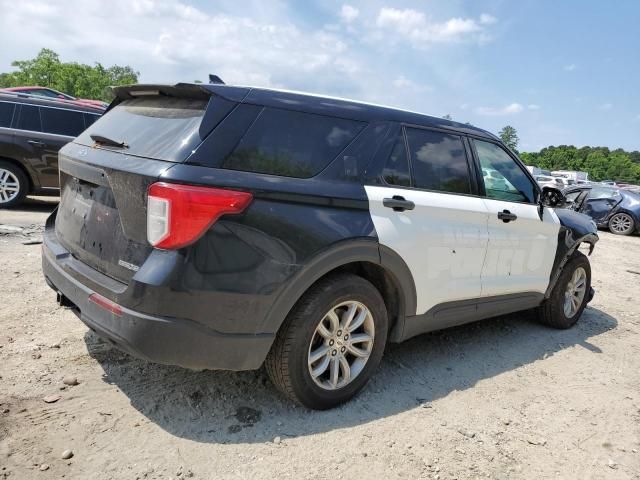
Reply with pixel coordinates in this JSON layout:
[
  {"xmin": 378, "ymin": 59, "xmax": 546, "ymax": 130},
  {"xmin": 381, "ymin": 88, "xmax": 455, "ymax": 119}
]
[{"xmin": 2, "ymin": 86, "xmax": 108, "ymax": 109}]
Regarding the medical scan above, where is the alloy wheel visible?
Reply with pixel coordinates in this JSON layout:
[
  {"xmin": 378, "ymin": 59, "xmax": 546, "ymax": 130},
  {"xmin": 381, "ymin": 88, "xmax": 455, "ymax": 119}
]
[
  {"xmin": 307, "ymin": 300, "xmax": 375, "ymax": 390},
  {"xmin": 563, "ymin": 266, "xmax": 587, "ymax": 318},
  {"xmin": 0, "ymin": 168, "xmax": 20, "ymax": 204},
  {"xmin": 609, "ymin": 213, "xmax": 633, "ymax": 234}
]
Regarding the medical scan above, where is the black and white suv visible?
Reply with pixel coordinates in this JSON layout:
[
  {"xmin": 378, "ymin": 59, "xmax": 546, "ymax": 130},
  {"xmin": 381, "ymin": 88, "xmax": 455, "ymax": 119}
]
[{"xmin": 42, "ymin": 83, "xmax": 598, "ymax": 409}]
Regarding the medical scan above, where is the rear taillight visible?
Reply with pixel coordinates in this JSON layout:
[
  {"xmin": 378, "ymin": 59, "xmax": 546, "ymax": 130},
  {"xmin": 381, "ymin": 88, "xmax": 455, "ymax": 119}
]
[{"xmin": 147, "ymin": 182, "xmax": 253, "ymax": 250}]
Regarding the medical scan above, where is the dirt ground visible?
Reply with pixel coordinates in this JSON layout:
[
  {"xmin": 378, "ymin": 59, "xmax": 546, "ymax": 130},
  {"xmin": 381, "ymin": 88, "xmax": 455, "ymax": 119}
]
[{"xmin": 1, "ymin": 197, "xmax": 639, "ymax": 480}]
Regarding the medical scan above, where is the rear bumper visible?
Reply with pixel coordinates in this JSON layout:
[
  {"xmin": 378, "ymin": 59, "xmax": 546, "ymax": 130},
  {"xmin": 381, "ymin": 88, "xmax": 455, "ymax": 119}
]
[{"xmin": 42, "ymin": 231, "xmax": 274, "ymax": 371}]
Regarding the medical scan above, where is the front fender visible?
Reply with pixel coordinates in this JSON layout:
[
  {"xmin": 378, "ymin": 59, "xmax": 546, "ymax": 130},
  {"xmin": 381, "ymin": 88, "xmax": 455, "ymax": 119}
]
[{"xmin": 545, "ymin": 208, "xmax": 598, "ymax": 297}]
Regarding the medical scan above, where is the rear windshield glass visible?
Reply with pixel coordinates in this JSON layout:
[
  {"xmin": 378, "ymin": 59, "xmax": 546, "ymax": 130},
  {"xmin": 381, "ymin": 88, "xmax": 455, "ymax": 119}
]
[{"xmin": 75, "ymin": 97, "xmax": 207, "ymax": 162}]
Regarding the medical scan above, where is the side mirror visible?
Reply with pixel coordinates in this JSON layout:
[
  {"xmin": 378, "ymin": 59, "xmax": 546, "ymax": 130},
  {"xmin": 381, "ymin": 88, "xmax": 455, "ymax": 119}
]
[{"xmin": 540, "ymin": 187, "xmax": 566, "ymax": 207}]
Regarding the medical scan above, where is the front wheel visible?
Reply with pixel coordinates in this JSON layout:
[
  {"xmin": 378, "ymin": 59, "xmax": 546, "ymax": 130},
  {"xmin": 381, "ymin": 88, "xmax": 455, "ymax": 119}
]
[
  {"xmin": 608, "ymin": 212, "xmax": 635, "ymax": 235},
  {"xmin": 265, "ymin": 273, "xmax": 388, "ymax": 410},
  {"xmin": 536, "ymin": 251, "xmax": 591, "ymax": 329}
]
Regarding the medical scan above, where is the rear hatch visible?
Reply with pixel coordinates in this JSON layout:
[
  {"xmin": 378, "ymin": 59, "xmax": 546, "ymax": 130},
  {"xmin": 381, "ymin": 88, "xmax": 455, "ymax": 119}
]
[{"xmin": 54, "ymin": 85, "xmax": 213, "ymax": 283}]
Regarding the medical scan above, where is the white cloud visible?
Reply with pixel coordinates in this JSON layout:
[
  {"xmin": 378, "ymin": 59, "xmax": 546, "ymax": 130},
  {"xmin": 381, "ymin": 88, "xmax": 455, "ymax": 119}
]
[
  {"xmin": 0, "ymin": 0, "xmax": 365, "ymax": 92},
  {"xmin": 599, "ymin": 102, "xmax": 613, "ymax": 110},
  {"xmin": 527, "ymin": 104, "xmax": 541, "ymax": 110},
  {"xmin": 375, "ymin": 7, "xmax": 495, "ymax": 46},
  {"xmin": 475, "ymin": 103, "xmax": 524, "ymax": 116},
  {"xmin": 376, "ymin": 8, "xmax": 426, "ymax": 31},
  {"xmin": 339, "ymin": 4, "xmax": 359, "ymax": 23},
  {"xmin": 563, "ymin": 63, "xmax": 576, "ymax": 71},
  {"xmin": 479, "ymin": 14, "xmax": 497, "ymax": 25}
]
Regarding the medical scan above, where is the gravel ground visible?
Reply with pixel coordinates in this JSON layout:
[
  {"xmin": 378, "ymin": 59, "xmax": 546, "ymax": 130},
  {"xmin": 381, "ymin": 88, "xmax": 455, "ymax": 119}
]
[{"xmin": 1, "ymin": 198, "xmax": 639, "ymax": 480}]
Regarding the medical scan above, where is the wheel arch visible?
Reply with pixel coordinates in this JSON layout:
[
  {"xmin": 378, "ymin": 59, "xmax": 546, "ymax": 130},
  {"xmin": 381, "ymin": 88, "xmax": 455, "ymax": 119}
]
[
  {"xmin": 545, "ymin": 208, "xmax": 600, "ymax": 299},
  {"xmin": 260, "ymin": 239, "xmax": 417, "ymax": 342}
]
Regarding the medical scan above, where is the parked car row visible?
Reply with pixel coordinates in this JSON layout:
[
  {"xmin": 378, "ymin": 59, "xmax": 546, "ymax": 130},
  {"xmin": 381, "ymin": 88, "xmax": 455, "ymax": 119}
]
[{"xmin": 0, "ymin": 91, "xmax": 104, "ymax": 206}]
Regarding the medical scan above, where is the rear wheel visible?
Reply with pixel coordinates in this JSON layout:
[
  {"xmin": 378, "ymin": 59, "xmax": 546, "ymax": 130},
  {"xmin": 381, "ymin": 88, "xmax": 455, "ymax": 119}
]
[
  {"xmin": 608, "ymin": 212, "xmax": 634, "ymax": 235},
  {"xmin": 265, "ymin": 273, "xmax": 388, "ymax": 409},
  {"xmin": 537, "ymin": 251, "xmax": 591, "ymax": 329},
  {"xmin": 0, "ymin": 161, "xmax": 28, "ymax": 208}
]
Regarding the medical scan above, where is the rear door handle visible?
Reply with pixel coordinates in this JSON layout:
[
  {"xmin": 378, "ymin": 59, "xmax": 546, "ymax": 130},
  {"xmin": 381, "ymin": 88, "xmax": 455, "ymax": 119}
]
[
  {"xmin": 27, "ymin": 139, "xmax": 46, "ymax": 147},
  {"xmin": 383, "ymin": 196, "xmax": 415, "ymax": 212},
  {"xmin": 497, "ymin": 209, "xmax": 517, "ymax": 223}
]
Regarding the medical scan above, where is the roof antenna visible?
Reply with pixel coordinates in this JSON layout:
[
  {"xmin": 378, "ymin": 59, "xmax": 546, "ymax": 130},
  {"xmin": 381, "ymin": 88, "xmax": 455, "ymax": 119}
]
[{"xmin": 208, "ymin": 74, "xmax": 225, "ymax": 85}]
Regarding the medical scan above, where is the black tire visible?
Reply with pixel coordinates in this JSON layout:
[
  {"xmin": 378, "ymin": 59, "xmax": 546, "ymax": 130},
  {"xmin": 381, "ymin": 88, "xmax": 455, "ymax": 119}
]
[
  {"xmin": 0, "ymin": 160, "xmax": 28, "ymax": 208},
  {"xmin": 608, "ymin": 212, "xmax": 635, "ymax": 236},
  {"xmin": 536, "ymin": 251, "xmax": 591, "ymax": 329},
  {"xmin": 265, "ymin": 273, "xmax": 388, "ymax": 410}
]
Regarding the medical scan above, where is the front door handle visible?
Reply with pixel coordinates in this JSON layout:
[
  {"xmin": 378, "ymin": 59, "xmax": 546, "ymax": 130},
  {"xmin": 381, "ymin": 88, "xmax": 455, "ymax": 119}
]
[
  {"xmin": 383, "ymin": 195, "xmax": 415, "ymax": 212},
  {"xmin": 497, "ymin": 209, "xmax": 517, "ymax": 223},
  {"xmin": 27, "ymin": 139, "xmax": 46, "ymax": 147}
]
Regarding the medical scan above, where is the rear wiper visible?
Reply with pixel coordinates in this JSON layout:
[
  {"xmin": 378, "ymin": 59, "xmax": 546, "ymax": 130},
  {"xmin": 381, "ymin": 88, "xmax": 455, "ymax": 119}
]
[{"xmin": 90, "ymin": 133, "xmax": 128, "ymax": 148}]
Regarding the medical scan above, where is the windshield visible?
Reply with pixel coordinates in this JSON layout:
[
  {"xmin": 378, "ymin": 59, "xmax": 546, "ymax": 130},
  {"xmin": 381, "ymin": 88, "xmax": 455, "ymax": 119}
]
[{"xmin": 75, "ymin": 97, "xmax": 208, "ymax": 162}]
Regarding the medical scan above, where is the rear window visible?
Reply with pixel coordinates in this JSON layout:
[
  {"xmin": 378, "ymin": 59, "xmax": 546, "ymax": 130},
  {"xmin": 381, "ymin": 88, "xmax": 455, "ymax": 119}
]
[
  {"xmin": 0, "ymin": 101, "xmax": 15, "ymax": 127},
  {"xmin": 222, "ymin": 107, "xmax": 365, "ymax": 178},
  {"xmin": 406, "ymin": 128, "xmax": 471, "ymax": 194},
  {"xmin": 75, "ymin": 97, "xmax": 207, "ymax": 162},
  {"xmin": 588, "ymin": 187, "xmax": 620, "ymax": 200},
  {"xmin": 41, "ymin": 107, "xmax": 85, "ymax": 137}
]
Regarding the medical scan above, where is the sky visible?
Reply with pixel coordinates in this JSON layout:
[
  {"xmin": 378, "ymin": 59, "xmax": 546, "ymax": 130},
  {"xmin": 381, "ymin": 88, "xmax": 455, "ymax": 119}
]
[{"xmin": 1, "ymin": 0, "xmax": 639, "ymax": 151}]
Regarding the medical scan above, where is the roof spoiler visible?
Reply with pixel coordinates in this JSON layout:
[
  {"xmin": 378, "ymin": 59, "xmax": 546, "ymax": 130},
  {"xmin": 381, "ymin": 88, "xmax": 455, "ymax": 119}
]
[
  {"xmin": 109, "ymin": 82, "xmax": 250, "ymax": 109},
  {"xmin": 111, "ymin": 83, "xmax": 214, "ymax": 101}
]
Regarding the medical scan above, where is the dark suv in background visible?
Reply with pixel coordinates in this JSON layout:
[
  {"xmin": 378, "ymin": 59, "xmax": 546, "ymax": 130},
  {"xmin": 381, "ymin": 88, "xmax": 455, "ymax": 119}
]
[
  {"xmin": 42, "ymin": 82, "xmax": 598, "ymax": 409},
  {"xmin": 0, "ymin": 91, "xmax": 103, "ymax": 207}
]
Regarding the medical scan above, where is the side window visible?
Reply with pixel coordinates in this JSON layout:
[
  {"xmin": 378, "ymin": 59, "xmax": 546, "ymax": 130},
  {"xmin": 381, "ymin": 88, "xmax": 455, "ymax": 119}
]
[
  {"xmin": 474, "ymin": 140, "xmax": 536, "ymax": 203},
  {"xmin": 15, "ymin": 105, "xmax": 42, "ymax": 132},
  {"xmin": 587, "ymin": 187, "xmax": 620, "ymax": 200},
  {"xmin": 382, "ymin": 132, "xmax": 410, "ymax": 187},
  {"xmin": 40, "ymin": 107, "xmax": 85, "ymax": 136},
  {"xmin": 222, "ymin": 108, "xmax": 365, "ymax": 178},
  {"xmin": 0, "ymin": 101, "xmax": 15, "ymax": 127},
  {"xmin": 564, "ymin": 190, "xmax": 582, "ymax": 203},
  {"xmin": 405, "ymin": 128, "xmax": 471, "ymax": 194},
  {"xmin": 31, "ymin": 89, "xmax": 58, "ymax": 98},
  {"xmin": 84, "ymin": 113, "xmax": 100, "ymax": 129}
]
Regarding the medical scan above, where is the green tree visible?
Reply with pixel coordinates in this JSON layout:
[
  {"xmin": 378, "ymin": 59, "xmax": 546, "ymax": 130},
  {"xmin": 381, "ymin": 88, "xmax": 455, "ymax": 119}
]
[
  {"xmin": 519, "ymin": 145, "xmax": 640, "ymax": 183},
  {"xmin": 498, "ymin": 125, "xmax": 519, "ymax": 151},
  {"xmin": 0, "ymin": 48, "xmax": 139, "ymax": 101}
]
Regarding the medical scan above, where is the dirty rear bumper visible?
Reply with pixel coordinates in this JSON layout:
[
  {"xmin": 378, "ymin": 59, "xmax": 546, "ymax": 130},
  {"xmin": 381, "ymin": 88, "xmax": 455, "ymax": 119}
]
[{"xmin": 42, "ymin": 232, "xmax": 274, "ymax": 371}]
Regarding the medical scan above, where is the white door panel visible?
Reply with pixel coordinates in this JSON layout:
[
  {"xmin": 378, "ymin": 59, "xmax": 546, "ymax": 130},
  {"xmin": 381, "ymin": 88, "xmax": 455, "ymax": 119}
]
[
  {"xmin": 482, "ymin": 200, "xmax": 560, "ymax": 296},
  {"xmin": 365, "ymin": 186, "xmax": 489, "ymax": 315}
]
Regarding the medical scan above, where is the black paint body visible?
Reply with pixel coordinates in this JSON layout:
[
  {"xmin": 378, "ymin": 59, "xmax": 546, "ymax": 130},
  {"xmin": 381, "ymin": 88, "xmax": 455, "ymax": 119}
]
[{"xmin": 42, "ymin": 83, "xmax": 597, "ymax": 371}]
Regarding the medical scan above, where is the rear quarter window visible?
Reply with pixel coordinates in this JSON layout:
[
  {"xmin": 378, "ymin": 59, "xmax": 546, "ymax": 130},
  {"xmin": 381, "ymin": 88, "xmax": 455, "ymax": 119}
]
[
  {"xmin": 222, "ymin": 107, "xmax": 365, "ymax": 178},
  {"xmin": 41, "ymin": 107, "xmax": 86, "ymax": 136},
  {"xmin": 75, "ymin": 97, "xmax": 208, "ymax": 162}
]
